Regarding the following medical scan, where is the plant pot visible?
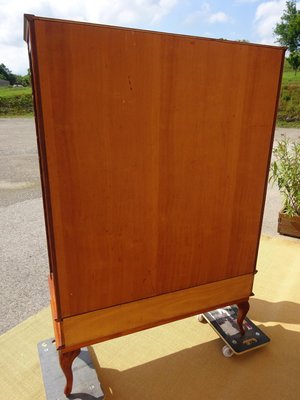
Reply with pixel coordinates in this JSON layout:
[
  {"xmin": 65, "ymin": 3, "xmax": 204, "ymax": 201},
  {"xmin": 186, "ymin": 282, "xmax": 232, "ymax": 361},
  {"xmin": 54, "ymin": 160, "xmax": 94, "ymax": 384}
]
[{"xmin": 278, "ymin": 211, "xmax": 300, "ymax": 239}]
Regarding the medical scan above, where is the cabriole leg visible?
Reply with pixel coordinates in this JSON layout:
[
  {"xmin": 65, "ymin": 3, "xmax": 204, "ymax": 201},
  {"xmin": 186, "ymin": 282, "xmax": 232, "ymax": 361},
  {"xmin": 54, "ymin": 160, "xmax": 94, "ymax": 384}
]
[
  {"xmin": 237, "ymin": 301, "xmax": 250, "ymax": 335},
  {"xmin": 59, "ymin": 348, "xmax": 81, "ymax": 396}
]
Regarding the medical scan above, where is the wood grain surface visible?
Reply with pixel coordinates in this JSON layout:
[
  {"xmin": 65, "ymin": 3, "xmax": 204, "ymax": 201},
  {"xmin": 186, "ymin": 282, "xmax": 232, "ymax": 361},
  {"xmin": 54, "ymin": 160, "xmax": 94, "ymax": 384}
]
[
  {"xmin": 62, "ymin": 274, "xmax": 253, "ymax": 350},
  {"xmin": 29, "ymin": 17, "xmax": 284, "ymax": 318}
]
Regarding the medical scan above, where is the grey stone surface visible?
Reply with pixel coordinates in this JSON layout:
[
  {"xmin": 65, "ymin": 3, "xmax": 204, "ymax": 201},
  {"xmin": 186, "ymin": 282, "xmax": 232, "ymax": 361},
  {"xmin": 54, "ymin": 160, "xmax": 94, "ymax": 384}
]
[
  {"xmin": 0, "ymin": 197, "xmax": 49, "ymax": 333},
  {"xmin": 0, "ymin": 118, "xmax": 49, "ymax": 334},
  {"xmin": 38, "ymin": 339, "xmax": 104, "ymax": 399},
  {"xmin": 0, "ymin": 119, "xmax": 299, "ymax": 335},
  {"xmin": 0, "ymin": 118, "xmax": 41, "ymax": 207}
]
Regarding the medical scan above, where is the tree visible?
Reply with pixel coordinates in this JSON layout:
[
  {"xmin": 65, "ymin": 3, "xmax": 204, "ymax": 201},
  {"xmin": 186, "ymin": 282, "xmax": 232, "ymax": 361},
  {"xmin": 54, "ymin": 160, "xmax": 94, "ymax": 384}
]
[
  {"xmin": 0, "ymin": 63, "xmax": 16, "ymax": 85},
  {"xmin": 287, "ymin": 50, "xmax": 300, "ymax": 74},
  {"xmin": 274, "ymin": 1, "xmax": 300, "ymax": 74},
  {"xmin": 0, "ymin": 64, "xmax": 31, "ymax": 86},
  {"xmin": 15, "ymin": 74, "xmax": 31, "ymax": 86},
  {"xmin": 274, "ymin": 1, "xmax": 300, "ymax": 51}
]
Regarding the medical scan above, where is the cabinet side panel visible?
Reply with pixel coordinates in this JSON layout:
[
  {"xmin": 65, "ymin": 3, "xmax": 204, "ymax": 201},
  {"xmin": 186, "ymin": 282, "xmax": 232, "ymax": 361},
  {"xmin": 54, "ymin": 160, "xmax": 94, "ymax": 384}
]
[
  {"xmin": 33, "ymin": 19, "xmax": 284, "ymax": 317},
  {"xmin": 25, "ymin": 18, "xmax": 62, "ymax": 318}
]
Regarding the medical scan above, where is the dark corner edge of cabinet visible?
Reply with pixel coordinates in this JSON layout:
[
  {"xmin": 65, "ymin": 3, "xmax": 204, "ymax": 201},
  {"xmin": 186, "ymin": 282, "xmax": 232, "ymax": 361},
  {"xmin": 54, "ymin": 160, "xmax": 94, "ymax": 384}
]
[{"xmin": 24, "ymin": 13, "xmax": 63, "ymax": 320}]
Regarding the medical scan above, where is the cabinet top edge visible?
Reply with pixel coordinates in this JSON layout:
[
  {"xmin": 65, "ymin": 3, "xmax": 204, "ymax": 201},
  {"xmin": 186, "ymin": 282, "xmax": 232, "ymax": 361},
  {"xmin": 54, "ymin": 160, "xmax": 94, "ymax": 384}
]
[
  {"xmin": 23, "ymin": 14, "xmax": 35, "ymax": 42},
  {"xmin": 23, "ymin": 13, "xmax": 287, "ymax": 53}
]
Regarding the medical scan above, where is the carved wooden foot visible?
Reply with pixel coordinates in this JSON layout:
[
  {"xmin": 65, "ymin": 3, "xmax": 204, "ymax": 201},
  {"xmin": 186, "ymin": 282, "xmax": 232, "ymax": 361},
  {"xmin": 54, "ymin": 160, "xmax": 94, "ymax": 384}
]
[
  {"xmin": 237, "ymin": 301, "xmax": 250, "ymax": 335},
  {"xmin": 59, "ymin": 348, "xmax": 81, "ymax": 396}
]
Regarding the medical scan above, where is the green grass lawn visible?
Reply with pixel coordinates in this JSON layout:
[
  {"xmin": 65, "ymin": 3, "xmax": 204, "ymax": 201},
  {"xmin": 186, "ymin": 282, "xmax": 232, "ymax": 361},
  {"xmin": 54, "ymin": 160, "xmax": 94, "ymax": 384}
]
[
  {"xmin": 0, "ymin": 86, "xmax": 33, "ymax": 116},
  {"xmin": 277, "ymin": 60, "xmax": 300, "ymax": 127},
  {"xmin": 282, "ymin": 61, "xmax": 300, "ymax": 78},
  {"xmin": 282, "ymin": 70, "xmax": 300, "ymax": 84},
  {"xmin": 0, "ymin": 86, "xmax": 32, "ymax": 98}
]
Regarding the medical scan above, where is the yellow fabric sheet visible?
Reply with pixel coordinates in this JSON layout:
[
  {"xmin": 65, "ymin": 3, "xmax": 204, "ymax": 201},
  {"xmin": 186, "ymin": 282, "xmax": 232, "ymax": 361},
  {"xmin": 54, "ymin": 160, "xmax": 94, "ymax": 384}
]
[{"xmin": 1, "ymin": 236, "xmax": 300, "ymax": 399}]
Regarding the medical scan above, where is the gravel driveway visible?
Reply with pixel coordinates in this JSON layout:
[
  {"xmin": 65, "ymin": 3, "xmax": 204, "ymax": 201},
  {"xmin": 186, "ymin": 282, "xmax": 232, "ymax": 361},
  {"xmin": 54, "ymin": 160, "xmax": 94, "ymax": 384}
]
[{"xmin": 0, "ymin": 118, "xmax": 299, "ymax": 334}]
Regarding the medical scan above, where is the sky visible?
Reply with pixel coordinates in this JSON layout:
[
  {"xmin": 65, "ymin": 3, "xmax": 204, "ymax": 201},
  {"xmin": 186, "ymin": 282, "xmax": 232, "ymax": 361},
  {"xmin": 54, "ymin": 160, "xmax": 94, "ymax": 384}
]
[{"xmin": 0, "ymin": 0, "xmax": 294, "ymax": 75}]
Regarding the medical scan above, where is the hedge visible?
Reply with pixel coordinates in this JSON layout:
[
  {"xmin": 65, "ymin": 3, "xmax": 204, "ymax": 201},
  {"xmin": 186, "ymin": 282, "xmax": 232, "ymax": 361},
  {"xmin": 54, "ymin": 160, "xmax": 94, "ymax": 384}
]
[{"xmin": 0, "ymin": 94, "xmax": 33, "ymax": 115}]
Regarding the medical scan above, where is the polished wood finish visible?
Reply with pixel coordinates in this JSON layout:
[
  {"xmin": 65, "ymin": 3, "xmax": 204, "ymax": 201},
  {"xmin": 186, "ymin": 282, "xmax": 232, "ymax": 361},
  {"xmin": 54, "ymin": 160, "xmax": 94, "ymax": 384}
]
[
  {"xmin": 237, "ymin": 300, "xmax": 250, "ymax": 334},
  {"xmin": 62, "ymin": 274, "xmax": 253, "ymax": 349},
  {"xmin": 24, "ymin": 14, "xmax": 285, "ymax": 396},
  {"xmin": 25, "ymin": 15, "xmax": 285, "ymax": 319},
  {"xmin": 48, "ymin": 275, "xmax": 63, "ymax": 348},
  {"xmin": 59, "ymin": 349, "xmax": 80, "ymax": 396}
]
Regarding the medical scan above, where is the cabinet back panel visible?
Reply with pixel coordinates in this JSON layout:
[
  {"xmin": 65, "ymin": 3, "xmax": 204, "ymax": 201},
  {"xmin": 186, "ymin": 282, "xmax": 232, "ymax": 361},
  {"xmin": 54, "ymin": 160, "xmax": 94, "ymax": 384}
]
[{"xmin": 32, "ymin": 18, "xmax": 284, "ymax": 317}]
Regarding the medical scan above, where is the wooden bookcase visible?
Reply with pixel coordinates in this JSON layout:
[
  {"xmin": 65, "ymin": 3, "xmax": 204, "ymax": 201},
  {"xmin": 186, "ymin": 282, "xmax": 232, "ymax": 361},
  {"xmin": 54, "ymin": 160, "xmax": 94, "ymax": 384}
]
[{"xmin": 24, "ymin": 14, "xmax": 285, "ymax": 395}]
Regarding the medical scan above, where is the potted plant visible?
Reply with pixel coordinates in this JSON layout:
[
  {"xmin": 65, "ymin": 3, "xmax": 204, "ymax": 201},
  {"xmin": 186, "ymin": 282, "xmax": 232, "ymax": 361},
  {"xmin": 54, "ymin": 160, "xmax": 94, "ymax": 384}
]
[{"xmin": 269, "ymin": 136, "xmax": 300, "ymax": 238}]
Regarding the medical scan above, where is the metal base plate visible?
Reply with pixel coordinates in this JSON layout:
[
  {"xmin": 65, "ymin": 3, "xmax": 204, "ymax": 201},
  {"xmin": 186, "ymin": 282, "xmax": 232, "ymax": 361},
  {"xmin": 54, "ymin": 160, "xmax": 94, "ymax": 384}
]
[{"xmin": 37, "ymin": 338, "xmax": 104, "ymax": 400}]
